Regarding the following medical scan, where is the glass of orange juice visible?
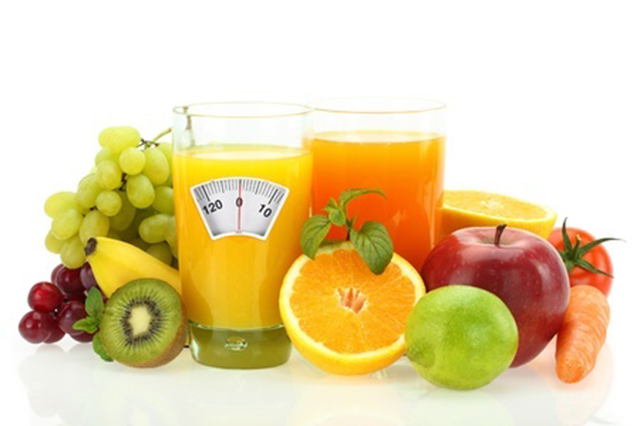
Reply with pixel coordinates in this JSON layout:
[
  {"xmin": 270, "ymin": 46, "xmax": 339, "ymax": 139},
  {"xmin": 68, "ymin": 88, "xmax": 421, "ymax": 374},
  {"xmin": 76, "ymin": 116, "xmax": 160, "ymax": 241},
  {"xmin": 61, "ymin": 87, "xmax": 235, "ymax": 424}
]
[
  {"xmin": 308, "ymin": 98, "xmax": 445, "ymax": 271},
  {"xmin": 172, "ymin": 102, "xmax": 312, "ymax": 368}
]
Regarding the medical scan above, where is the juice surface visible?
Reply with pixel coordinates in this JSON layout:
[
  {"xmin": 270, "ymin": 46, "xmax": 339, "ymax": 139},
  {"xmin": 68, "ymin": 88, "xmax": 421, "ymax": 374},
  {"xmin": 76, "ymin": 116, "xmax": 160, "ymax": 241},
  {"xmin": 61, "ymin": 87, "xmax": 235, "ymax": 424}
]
[
  {"xmin": 173, "ymin": 145, "xmax": 312, "ymax": 329},
  {"xmin": 309, "ymin": 131, "xmax": 445, "ymax": 270}
]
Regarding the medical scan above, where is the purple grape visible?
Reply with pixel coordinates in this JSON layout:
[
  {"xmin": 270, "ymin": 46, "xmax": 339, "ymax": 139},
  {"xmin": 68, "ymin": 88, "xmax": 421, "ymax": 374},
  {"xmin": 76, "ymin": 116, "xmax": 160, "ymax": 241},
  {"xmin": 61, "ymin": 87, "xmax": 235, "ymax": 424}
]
[
  {"xmin": 28, "ymin": 282, "xmax": 64, "ymax": 313},
  {"xmin": 19, "ymin": 311, "xmax": 55, "ymax": 344},
  {"xmin": 56, "ymin": 301, "xmax": 93, "ymax": 343},
  {"xmin": 80, "ymin": 263, "xmax": 98, "ymax": 291},
  {"xmin": 54, "ymin": 266, "xmax": 84, "ymax": 296}
]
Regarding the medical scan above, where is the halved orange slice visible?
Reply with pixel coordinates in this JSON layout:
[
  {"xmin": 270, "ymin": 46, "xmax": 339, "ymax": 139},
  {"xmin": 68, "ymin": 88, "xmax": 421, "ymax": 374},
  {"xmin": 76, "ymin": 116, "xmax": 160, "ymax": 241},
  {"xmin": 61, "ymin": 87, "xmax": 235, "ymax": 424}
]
[
  {"xmin": 442, "ymin": 190, "xmax": 557, "ymax": 239},
  {"xmin": 280, "ymin": 241, "xmax": 425, "ymax": 375}
]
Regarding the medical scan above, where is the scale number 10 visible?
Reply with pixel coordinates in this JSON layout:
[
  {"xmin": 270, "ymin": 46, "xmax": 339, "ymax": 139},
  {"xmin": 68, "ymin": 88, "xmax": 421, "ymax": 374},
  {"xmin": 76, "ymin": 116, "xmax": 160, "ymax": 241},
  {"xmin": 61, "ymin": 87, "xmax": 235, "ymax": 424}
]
[{"xmin": 259, "ymin": 204, "xmax": 273, "ymax": 218}]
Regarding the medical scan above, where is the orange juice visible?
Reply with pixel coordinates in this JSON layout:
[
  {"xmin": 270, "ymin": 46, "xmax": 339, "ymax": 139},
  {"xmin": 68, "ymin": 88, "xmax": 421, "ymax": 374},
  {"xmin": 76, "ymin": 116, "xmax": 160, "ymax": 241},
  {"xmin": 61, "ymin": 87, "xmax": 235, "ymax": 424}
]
[
  {"xmin": 309, "ymin": 130, "xmax": 445, "ymax": 270},
  {"xmin": 173, "ymin": 145, "xmax": 312, "ymax": 329}
]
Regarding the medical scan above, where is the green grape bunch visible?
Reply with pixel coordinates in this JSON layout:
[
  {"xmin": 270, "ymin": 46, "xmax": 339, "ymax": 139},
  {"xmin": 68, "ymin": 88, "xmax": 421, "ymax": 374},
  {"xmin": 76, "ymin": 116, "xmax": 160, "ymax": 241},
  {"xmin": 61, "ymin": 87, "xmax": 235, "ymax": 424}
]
[{"xmin": 44, "ymin": 126, "xmax": 179, "ymax": 269}]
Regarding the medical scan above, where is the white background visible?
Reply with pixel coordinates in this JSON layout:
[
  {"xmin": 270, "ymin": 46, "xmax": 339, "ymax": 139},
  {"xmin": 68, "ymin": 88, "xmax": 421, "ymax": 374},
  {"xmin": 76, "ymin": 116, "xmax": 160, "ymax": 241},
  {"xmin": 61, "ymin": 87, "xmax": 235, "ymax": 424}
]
[{"xmin": 1, "ymin": 1, "xmax": 638, "ymax": 425}]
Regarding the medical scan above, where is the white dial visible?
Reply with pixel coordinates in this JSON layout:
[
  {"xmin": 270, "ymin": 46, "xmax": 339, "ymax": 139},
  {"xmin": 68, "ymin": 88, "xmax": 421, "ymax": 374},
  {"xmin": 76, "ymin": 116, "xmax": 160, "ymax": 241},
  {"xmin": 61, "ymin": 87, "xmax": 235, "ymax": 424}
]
[{"xmin": 190, "ymin": 177, "xmax": 289, "ymax": 241}]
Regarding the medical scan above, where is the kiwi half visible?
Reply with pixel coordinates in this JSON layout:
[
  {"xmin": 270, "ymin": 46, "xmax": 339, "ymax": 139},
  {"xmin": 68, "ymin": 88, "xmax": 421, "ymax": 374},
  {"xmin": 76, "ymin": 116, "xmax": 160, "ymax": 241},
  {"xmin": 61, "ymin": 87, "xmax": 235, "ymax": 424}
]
[{"xmin": 100, "ymin": 278, "xmax": 187, "ymax": 368}]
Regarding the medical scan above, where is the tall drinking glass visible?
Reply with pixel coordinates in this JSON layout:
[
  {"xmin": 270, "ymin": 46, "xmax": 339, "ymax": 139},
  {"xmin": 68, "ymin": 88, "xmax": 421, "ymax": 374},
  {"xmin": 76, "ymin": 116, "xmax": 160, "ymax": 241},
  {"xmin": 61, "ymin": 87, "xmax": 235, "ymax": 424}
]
[
  {"xmin": 172, "ymin": 102, "xmax": 312, "ymax": 368},
  {"xmin": 308, "ymin": 98, "xmax": 445, "ymax": 271}
]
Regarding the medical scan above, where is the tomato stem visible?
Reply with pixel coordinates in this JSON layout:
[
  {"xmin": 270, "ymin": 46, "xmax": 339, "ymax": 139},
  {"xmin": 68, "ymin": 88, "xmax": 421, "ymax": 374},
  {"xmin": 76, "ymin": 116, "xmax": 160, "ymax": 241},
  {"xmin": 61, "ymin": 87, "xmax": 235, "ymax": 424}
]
[{"xmin": 558, "ymin": 218, "xmax": 619, "ymax": 278}]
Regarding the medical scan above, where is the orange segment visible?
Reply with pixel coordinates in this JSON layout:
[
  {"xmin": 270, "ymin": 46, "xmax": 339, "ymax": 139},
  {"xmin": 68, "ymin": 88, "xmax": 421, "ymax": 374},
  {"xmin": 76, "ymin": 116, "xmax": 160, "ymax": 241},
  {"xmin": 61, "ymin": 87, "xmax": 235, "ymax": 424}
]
[{"xmin": 280, "ymin": 241, "xmax": 425, "ymax": 375}]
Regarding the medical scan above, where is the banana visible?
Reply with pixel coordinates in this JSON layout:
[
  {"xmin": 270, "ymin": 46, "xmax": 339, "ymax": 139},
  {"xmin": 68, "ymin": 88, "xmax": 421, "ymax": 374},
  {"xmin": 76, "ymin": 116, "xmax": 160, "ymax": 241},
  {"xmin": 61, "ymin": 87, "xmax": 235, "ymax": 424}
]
[{"xmin": 85, "ymin": 237, "xmax": 181, "ymax": 297}]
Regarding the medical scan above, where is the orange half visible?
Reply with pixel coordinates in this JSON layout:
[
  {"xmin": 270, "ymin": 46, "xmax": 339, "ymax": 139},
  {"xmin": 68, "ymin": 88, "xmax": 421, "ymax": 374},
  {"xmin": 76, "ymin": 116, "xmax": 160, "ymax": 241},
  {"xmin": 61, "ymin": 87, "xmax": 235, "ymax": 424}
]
[
  {"xmin": 280, "ymin": 242, "xmax": 425, "ymax": 375},
  {"xmin": 441, "ymin": 190, "xmax": 557, "ymax": 239}
]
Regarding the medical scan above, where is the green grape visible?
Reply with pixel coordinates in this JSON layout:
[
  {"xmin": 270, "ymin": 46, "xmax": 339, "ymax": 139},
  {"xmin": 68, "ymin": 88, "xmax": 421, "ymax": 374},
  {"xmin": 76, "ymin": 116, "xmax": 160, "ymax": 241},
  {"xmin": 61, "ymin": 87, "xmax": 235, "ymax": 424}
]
[
  {"xmin": 155, "ymin": 169, "xmax": 173, "ymax": 189},
  {"xmin": 45, "ymin": 231, "xmax": 65, "ymax": 254},
  {"xmin": 76, "ymin": 174, "xmax": 102, "ymax": 209},
  {"xmin": 51, "ymin": 209, "xmax": 83, "ymax": 240},
  {"xmin": 152, "ymin": 187, "xmax": 174, "ymax": 214},
  {"xmin": 96, "ymin": 160, "xmax": 122, "ymax": 190},
  {"xmin": 107, "ymin": 229, "xmax": 122, "ymax": 240},
  {"xmin": 139, "ymin": 214, "xmax": 170, "ymax": 244},
  {"xmin": 44, "ymin": 192, "xmax": 79, "ymax": 218},
  {"xmin": 157, "ymin": 142, "xmax": 173, "ymax": 163},
  {"xmin": 94, "ymin": 148, "xmax": 118, "ymax": 165},
  {"xmin": 79, "ymin": 210, "xmax": 110, "ymax": 244},
  {"xmin": 146, "ymin": 243, "xmax": 173, "ymax": 265},
  {"xmin": 117, "ymin": 208, "xmax": 154, "ymax": 240},
  {"xmin": 118, "ymin": 208, "xmax": 151, "ymax": 240},
  {"xmin": 143, "ymin": 147, "xmax": 170, "ymax": 185},
  {"xmin": 169, "ymin": 241, "xmax": 178, "ymax": 258},
  {"xmin": 117, "ymin": 225, "xmax": 138, "ymax": 241},
  {"xmin": 165, "ymin": 168, "xmax": 173, "ymax": 188},
  {"xmin": 165, "ymin": 216, "xmax": 177, "ymax": 248},
  {"xmin": 98, "ymin": 126, "xmax": 140, "ymax": 153},
  {"xmin": 60, "ymin": 235, "xmax": 86, "ymax": 269},
  {"xmin": 110, "ymin": 191, "xmax": 136, "ymax": 231},
  {"xmin": 119, "ymin": 147, "xmax": 146, "ymax": 175},
  {"xmin": 98, "ymin": 128, "xmax": 111, "ymax": 147},
  {"xmin": 134, "ymin": 208, "xmax": 156, "ymax": 225},
  {"xmin": 129, "ymin": 238, "xmax": 150, "ymax": 251},
  {"xmin": 126, "ymin": 174, "xmax": 155, "ymax": 208},
  {"xmin": 96, "ymin": 190, "xmax": 122, "ymax": 216}
]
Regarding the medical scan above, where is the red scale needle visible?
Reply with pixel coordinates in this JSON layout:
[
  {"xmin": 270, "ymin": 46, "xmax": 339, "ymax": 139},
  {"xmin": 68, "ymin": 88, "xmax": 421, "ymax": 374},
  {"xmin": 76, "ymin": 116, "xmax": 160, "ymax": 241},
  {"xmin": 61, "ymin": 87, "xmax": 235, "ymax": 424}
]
[{"xmin": 237, "ymin": 181, "xmax": 242, "ymax": 232}]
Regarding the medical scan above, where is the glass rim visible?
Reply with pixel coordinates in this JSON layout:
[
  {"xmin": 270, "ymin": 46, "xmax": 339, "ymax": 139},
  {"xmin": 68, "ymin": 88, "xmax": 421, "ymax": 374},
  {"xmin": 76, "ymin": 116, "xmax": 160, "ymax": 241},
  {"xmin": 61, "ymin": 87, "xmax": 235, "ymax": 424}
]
[
  {"xmin": 307, "ymin": 97, "xmax": 446, "ymax": 115},
  {"xmin": 172, "ymin": 102, "xmax": 312, "ymax": 119}
]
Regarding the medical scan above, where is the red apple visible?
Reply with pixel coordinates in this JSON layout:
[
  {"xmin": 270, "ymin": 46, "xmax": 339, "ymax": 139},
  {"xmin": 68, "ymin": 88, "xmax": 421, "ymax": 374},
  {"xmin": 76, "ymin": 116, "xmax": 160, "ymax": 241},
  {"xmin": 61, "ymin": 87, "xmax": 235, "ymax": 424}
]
[{"xmin": 421, "ymin": 225, "xmax": 570, "ymax": 367}]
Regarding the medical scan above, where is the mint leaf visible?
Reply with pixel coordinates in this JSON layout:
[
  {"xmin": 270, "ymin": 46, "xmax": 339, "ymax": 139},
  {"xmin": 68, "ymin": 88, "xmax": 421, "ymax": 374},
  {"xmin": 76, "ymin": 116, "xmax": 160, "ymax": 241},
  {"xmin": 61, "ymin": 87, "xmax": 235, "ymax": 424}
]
[
  {"xmin": 325, "ymin": 205, "xmax": 347, "ymax": 226},
  {"xmin": 300, "ymin": 215, "xmax": 332, "ymax": 259},
  {"xmin": 85, "ymin": 287, "xmax": 104, "ymax": 319},
  {"xmin": 325, "ymin": 198, "xmax": 339, "ymax": 209},
  {"xmin": 339, "ymin": 188, "xmax": 385, "ymax": 209},
  {"xmin": 349, "ymin": 221, "xmax": 394, "ymax": 275},
  {"xmin": 92, "ymin": 333, "xmax": 113, "ymax": 362},
  {"xmin": 73, "ymin": 317, "xmax": 99, "ymax": 334},
  {"xmin": 323, "ymin": 198, "xmax": 347, "ymax": 225}
]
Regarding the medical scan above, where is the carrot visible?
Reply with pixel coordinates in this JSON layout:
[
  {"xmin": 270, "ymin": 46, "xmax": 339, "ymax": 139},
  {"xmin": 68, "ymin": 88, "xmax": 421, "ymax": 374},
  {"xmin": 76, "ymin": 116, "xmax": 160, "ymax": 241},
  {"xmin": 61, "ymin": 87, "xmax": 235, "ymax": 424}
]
[{"xmin": 556, "ymin": 285, "xmax": 610, "ymax": 383}]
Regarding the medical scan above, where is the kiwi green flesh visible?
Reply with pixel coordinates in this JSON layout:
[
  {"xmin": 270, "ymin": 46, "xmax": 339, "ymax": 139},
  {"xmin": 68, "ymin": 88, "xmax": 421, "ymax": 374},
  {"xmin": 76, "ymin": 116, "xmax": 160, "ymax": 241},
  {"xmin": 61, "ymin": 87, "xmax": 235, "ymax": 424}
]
[{"xmin": 100, "ymin": 279, "xmax": 187, "ymax": 368}]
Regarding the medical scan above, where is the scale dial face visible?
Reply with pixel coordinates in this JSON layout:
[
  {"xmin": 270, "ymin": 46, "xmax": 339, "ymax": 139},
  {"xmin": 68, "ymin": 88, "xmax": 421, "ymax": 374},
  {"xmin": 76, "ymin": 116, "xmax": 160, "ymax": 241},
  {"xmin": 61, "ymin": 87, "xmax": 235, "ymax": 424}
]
[{"xmin": 190, "ymin": 177, "xmax": 289, "ymax": 241}]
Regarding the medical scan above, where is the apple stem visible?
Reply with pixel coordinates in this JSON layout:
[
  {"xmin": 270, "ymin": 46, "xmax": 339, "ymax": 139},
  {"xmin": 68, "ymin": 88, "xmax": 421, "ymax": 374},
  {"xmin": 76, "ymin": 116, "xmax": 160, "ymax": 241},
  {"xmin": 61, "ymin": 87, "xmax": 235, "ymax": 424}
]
[{"xmin": 495, "ymin": 224, "xmax": 507, "ymax": 246}]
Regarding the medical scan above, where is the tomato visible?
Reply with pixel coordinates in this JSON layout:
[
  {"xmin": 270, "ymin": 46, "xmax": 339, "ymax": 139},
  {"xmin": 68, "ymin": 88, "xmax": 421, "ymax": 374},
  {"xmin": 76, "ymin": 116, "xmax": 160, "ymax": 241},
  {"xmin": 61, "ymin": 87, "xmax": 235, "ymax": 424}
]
[{"xmin": 548, "ymin": 220, "xmax": 616, "ymax": 297}]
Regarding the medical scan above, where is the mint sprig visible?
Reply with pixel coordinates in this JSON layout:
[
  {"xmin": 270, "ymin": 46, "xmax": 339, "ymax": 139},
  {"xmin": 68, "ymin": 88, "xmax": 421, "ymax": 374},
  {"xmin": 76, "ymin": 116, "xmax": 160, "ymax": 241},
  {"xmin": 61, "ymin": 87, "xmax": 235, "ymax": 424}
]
[
  {"xmin": 300, "ymin": 188, "xmax": 393, "ymax": 275},
  {"xmin": 73, "ymin": 287, "xmax": 113, "ymax": 362}
]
